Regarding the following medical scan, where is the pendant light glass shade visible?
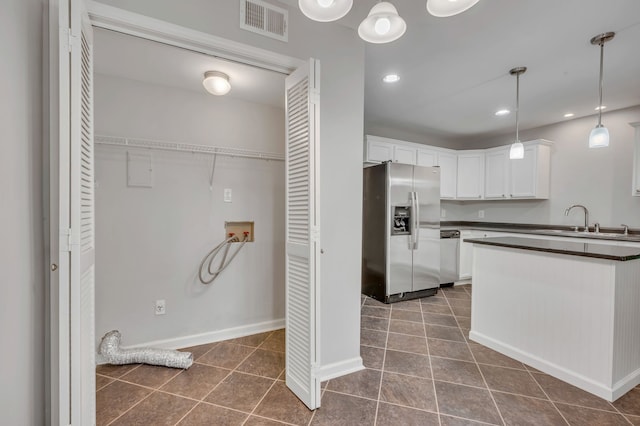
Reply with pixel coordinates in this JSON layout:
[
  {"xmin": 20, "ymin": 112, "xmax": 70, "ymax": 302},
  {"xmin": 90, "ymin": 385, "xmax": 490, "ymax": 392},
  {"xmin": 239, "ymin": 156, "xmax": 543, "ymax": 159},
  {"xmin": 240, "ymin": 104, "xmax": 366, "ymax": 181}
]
[
  {"xmin": 358, "ymin": 2, "xmax": 406, "ymax": 44},
  {"xmin": 426, "ymin": 0, "xmax": 480, "ymax": 17},
  {"xmin": 588, "ymin": 32, "xmax": 615, "ymax": 149},
  {"xmin": 509, "ymin": 141, "xmax": 524, "ymax": 159},
  {"xmin": 203, "ymin": 71, "xmax": 231, "ymax": 96},
  {"xmin": 508, "ymin": 67, "xmax": 526, "ymax": 160},
  {"xmin": 589, "ymin": 125, "xmax": 609, "ymax": 148},
  {"xmin": 298, "ymin": 0, "xmax": 353, "ymax": 22}
]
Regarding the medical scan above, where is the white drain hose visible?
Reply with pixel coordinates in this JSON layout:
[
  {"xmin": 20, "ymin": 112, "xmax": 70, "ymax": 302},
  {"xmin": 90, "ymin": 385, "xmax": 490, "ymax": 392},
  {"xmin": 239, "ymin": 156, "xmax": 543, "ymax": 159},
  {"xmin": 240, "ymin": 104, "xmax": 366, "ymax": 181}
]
[
  {"xmin": 98, "ymin": 330, "xmax": 193, "ymax": 369},
  {"xmin": 198, "ymin": 233, "xmax": 249, "ymax": 284}
]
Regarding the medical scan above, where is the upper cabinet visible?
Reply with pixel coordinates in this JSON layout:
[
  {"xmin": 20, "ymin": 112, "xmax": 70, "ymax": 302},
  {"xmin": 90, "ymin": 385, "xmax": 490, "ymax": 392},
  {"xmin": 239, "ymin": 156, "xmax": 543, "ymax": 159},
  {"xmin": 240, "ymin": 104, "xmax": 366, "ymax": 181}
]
[
  {"xmin": 632, "ymin": 123, "xmax": 640, "ymax": 197},
  {"xmin": 364, "ymin": 137, "xmax": 394, "ymax": 163},
  {"xmin": 484, "ymin": 141, "xmax": 552, "ymax": 200},
  {"xmin": 364, "ymin": 135, "xmax": 552, "ymax": 201},
  {"xmin": 438, "ymin": 152, "xmax": 457, "ymax": 199},
  {"xmin": 456, "ymin": 151, "xmax": 485, "ymax": 199}
]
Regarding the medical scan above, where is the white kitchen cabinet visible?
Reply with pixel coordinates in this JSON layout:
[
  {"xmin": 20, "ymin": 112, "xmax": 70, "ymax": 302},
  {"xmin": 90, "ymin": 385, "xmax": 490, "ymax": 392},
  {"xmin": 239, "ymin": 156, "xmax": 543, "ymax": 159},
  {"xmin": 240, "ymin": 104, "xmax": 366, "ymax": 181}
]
[
  {"xmin": 438, "ymin": 152, "xmax": 457, "ymax": 199},
  {"xmin": 484, "ymin": 140, "xmax": 552, "ymax": 200},
  {"xmin": 364, "ymin": 138, "xmax": 393, "ymax": 163},
  {"xmin": 456, "ymin": 151, "xmax": 485, "ymax": 199},
  {"xmin": 458, "ymin": 230, "xmax": 476, "ymax": 280},
  {"xmin": 509, "ymin": 141, "xmax": 551, "ymax": 199},
  {"xmin": 393, "ymin": 145, "xmax": 417, "ymax": 165},
  {"xmin": 484, "ymin": 147, "xmax": 509, "ymax": 199},
  {"xmin": 417, "ymin": 148, "xmax": 438, "ymax": 167},
  {"xmin": 632, "ymin": 123, "xmax": 640, "ymax": 196}
]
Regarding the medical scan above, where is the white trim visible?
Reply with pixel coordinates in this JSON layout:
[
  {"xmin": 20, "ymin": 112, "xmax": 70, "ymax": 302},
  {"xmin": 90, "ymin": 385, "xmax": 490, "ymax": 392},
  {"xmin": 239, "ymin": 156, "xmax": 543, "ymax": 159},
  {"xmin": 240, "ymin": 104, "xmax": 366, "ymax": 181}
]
[
  {"xmin": 87, "ymin": 1, "xmax": 304, "ymax": 75},
  {"xmin": 96, "ymin": 318, "xmax": 285, "ymax": 365},
  {"xmin": 469, "ymin": 331, "xmax": 640, "ymax": 402},
  {"xmin": 316, "ymin": 357, "xmax": 365, "ymax": 382}
]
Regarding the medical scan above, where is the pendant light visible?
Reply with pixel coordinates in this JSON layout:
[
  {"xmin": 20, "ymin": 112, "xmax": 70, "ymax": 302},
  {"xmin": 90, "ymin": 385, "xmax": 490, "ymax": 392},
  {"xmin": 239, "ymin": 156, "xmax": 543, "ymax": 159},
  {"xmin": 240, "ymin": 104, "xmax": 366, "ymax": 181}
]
[
  {"xmin": 358, "ymin": 2, "xmax": 406, "ymax": 44},
  {"xmin": 509, "ymin": 67, "xmax": 526, "ymax": 160},
  {"xmin": 203, "ymin": 71, "xmax": 231, "ymax": 96},
  {"xmin": 588, "ymin": 32, "xmax": 615, "ymax": 148},
  {"xmin": 299, "ymin": 0, "xmax": 353, "ymax": 22},
  {"xmin": 426, "ymin": 0, "xmax": 480, "ymax": 17}
]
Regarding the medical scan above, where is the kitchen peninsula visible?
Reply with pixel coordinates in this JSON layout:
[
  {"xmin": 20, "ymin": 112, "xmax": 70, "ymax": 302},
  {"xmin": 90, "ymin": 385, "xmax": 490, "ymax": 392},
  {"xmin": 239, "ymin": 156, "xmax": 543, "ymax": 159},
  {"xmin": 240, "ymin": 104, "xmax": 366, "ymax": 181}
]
[{"xmin": 467, "ymin": 236, "xmax": 640, "ymax": 402}]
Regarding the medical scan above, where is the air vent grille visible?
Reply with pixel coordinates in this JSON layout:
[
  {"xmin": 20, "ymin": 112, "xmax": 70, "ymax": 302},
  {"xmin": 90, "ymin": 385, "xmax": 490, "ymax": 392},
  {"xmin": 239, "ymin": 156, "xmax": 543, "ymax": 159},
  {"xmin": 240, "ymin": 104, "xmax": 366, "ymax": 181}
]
[{"xmin": 240, "ymin": 0, "xmax": 288, "ymax": 42}]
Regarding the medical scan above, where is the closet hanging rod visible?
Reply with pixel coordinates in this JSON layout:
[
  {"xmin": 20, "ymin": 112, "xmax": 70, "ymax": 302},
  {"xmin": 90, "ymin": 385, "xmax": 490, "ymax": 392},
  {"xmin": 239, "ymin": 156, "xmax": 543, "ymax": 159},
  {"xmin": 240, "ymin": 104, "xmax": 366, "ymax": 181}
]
[{"xmin": 94, "ymin": 135, "xmax": 285, "ymax": 162}]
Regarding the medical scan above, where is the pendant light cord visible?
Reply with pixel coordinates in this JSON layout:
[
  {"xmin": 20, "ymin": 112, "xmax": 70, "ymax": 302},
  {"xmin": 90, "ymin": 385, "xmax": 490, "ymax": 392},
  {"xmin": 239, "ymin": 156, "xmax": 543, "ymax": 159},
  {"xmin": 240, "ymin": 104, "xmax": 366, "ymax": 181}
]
[
  {"xmin": 597, "ymin": 41, "xmax": 604, "ymax": 127},
  {"xmin": 515, "ymin": 72, "xmax": 520, "ymax": 142}
]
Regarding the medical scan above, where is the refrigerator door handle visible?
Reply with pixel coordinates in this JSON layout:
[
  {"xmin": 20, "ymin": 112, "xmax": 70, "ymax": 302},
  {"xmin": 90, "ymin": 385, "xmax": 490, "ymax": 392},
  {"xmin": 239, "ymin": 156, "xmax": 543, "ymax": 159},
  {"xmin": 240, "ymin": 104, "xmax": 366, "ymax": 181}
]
[{"xmin": 411, "ymin": 191, "xmax": 420, "ymax": 250}]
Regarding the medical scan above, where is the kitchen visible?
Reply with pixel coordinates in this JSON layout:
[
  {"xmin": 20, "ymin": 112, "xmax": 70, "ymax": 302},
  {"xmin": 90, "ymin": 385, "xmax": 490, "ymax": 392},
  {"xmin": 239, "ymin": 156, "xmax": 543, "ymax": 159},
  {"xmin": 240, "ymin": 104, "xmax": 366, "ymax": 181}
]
[{"xmin": 5, "ymin": 0, "xmax": 640, "ymax": 425}]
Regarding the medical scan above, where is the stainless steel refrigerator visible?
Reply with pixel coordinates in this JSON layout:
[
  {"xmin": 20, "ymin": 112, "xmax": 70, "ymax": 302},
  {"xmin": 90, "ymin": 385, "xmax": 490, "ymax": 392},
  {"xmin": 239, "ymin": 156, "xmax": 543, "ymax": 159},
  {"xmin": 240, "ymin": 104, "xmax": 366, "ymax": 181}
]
[{"xmin": 362, "ymin": 163, "xmax": 440, "ymax": 303}]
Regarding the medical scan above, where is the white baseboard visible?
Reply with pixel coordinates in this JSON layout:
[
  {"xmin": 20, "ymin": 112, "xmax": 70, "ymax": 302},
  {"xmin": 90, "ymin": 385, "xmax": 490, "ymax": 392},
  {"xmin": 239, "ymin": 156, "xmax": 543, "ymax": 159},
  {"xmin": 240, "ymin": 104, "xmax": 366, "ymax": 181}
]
[
  {"xmin": 469, "ymin": 330, "xmax": 634, "ymax": 402},
  {"xmin": 317, "ymin": 357, "xmax": 365, "ymax": 382},
  {"xmin": 96, "ymin": 318, "xmax": 285, "ymax": 365},
  {"xmin": 454, "ymin": 279, "xmax": 472, "ymax": 286}
]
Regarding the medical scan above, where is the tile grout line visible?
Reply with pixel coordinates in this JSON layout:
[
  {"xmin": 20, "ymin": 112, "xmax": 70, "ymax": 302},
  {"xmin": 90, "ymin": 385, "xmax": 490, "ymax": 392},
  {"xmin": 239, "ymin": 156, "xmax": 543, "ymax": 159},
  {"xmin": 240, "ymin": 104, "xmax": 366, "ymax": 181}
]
[
  {"xmin": 524, "ymin": 368, "xmax": 571, "ymax": 426},
  {"xmin": 372, "ymin": 296, "xmax": 392, "ymax": 426},
  {"xmin": 421, "ymin": 291, "xmax": 442, "ymax": 426},
  {"xmin": 242, "ymin": 377, "xmax": 279, "ymax": 426},
  {"xmin": 443, "ymin": 289, "xmax": 507, "ymax": 426}
]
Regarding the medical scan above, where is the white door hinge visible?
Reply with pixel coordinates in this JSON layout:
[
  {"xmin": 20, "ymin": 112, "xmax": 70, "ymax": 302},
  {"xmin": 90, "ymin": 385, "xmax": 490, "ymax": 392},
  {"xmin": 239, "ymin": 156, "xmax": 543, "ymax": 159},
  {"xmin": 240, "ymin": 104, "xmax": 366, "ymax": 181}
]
[
  {"xmin": 60, "ymin": 228, "xmax": 72, "ymax": 252},
  {"xmin": 310, "ymin": 226, "xmax": 320, "ymax": 242},
  {"xmin": 310, "ymin": 89, "xmax": 320, "ymax": 105}
]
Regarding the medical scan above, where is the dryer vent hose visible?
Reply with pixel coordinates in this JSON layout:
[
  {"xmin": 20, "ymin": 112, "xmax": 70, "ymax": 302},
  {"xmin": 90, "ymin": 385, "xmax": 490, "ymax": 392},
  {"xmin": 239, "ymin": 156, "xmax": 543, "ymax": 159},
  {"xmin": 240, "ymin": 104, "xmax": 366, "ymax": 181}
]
[{"xmin": 98, "ymin": 330, "xmax": 193, "ymax": 369}]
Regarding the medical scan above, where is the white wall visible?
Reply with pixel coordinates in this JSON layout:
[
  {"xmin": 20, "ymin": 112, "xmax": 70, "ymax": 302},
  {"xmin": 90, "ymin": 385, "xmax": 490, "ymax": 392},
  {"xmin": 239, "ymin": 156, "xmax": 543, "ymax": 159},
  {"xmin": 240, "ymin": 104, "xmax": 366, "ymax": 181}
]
[
  {"xmin": 94, "ymin": 0, "xmax": 365, "ymax": 369},
  {"xmin": 0, "ymin": 0, "xmax": 45, "ymax": 424},
  {"xmin": 94, "ymin": 74, "xmax": 286, "ymax": 346},
  {"xmin": 443, "ymin": 105, "xmax": 640, "ymax": 227}
]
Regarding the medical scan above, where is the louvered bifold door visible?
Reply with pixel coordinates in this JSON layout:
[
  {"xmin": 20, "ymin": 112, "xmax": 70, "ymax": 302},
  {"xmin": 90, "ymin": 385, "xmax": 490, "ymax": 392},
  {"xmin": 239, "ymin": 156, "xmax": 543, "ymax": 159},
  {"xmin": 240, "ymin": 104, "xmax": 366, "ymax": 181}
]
[
  {"xmin": 69, "ymin": 1, "xmax": 96, "ymax": 423},
  {"xmin": 285, "ymin": 59, "xmax": 321, "ymax": 410}
]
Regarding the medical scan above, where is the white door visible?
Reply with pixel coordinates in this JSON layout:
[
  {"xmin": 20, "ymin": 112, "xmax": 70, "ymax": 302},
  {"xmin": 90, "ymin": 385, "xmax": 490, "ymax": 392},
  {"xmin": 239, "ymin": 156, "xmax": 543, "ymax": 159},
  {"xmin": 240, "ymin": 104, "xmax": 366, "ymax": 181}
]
[
  {"xmin": 285, "ymin": 59, "xmax": 321, "ymax": 410},
  {"xmin": 50, "ymin": 0, "xmax": 96, "ymax": 423}
]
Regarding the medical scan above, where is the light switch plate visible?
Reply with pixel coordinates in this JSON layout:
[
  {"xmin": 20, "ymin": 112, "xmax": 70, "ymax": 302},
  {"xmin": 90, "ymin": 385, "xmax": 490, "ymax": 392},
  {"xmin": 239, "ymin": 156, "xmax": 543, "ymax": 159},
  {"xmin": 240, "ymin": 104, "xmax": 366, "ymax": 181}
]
[
  {"xmin": 224, "ymin": 188, "xmax": 232, "ymax": 203},
  {"xmin": 478, "ymin": 210, "xmax": 485, "ymax": 219},
  {"xmin": 441, "ymin": 208, "xmax": 446, "ymax": 218}
]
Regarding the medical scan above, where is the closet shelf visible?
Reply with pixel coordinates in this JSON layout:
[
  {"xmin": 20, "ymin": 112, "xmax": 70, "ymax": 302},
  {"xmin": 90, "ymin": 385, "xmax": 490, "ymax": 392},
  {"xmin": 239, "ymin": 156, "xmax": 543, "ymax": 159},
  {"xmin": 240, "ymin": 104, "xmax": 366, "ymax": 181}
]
[{"xmin": 95, "ymin": 135, "xmax": 285, "ymax": 162}]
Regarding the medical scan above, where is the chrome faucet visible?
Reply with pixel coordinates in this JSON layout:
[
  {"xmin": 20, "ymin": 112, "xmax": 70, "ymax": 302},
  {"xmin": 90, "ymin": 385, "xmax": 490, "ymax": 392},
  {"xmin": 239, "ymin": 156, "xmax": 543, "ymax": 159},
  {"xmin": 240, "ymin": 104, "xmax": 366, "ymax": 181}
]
[
  {"xmin": 621, "ymin": 224, "xmax": 629, "ymax": 235},
  {"xmin": 564, "ymin": 205, "xmax": 590, "ymax": 233}
]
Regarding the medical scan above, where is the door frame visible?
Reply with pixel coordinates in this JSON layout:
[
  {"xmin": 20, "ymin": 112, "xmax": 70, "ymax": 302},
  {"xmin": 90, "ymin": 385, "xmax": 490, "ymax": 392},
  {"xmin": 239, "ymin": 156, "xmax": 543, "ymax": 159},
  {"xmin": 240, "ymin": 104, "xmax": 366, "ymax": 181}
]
[{"xmin": 50, "ymin": 1, "xmax": 315, "ymax": 421}]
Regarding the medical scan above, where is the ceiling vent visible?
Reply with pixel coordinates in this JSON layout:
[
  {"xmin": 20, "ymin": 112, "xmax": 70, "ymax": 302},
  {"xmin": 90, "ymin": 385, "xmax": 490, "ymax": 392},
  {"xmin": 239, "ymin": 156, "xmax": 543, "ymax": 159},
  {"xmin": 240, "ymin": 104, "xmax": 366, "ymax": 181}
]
[{"xmin": 240, "ymin": 0, "xmax": 288, "ymax": 42}]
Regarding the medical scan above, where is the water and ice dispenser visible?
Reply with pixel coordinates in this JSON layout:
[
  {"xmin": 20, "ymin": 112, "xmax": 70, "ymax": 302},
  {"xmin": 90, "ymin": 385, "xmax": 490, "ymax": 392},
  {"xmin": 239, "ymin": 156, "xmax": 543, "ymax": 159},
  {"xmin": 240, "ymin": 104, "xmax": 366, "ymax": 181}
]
[{"xmin": 392, "ymin": 206, "xmax": 411, "ymax": 235}]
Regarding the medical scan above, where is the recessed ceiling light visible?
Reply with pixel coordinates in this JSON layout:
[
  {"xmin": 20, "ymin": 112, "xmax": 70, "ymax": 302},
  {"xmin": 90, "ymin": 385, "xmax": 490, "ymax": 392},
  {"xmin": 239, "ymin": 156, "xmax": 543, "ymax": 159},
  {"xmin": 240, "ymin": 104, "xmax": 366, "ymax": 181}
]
[
  {"xmin": 595, "ymin": 105, "xmax": 607, "ymax": 111},
  {"xmin": 495, "ymin": 109, "xmax": 510, "ymax": 116},
  {"xmin": 564, "ymin": 113, "xmax": 575, "ymax": 118},
  {"xmin": 383, "ymin": 74, "xmax": 400, "ymax": 83}
]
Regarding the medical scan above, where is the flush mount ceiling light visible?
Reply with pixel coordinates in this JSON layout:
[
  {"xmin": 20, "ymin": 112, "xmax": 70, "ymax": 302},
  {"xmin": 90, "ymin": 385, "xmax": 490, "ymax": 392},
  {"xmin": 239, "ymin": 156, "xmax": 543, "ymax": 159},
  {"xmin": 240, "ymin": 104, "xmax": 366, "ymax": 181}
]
[
  {"xmin": 358, "ymin": 2, "xmax": 406, "ymax": 44},
  {"xmin": 508, "ymin": 67, "xmax": 527, "ymax": 160},
  {"xmin": 426, "ymin": 0, "xmax": 480, "ymax": 17},
  {"xmin": 383, "ymin": 73, "xmax": 400, "ymax": 83},
  {"xmin": 564, "ymin": 113, "xmax": 575, "ymax": 118},
  {"xmin": 589, "ymin": 31, "xmax": 615, "ymax": 149},
  {"xmin": 594, "ymin": 105, "xmax": 607, "ymax": 111},
  {"xmin": 203, "ymin": 71, "xmax": 231, "ymax": 96},
  {"xmin": 495, "ymin": 109, "xmax": 510, "ymax": 116},
  {"xmin": 298, "ymin": 0, "xmax": 353, "ymax": 22}
]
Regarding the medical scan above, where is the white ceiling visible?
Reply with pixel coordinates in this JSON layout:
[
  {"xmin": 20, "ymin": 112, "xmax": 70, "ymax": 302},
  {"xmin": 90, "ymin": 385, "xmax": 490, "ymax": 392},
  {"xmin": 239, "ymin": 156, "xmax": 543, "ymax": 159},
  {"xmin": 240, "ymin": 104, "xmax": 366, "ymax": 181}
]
[
  {"xmin": 93, "ymin": 28, "xmax": 286, "ymax": 108},
  {"xmin": 94, "ymin": 0, "xmax": 640, "ymax": 144}
]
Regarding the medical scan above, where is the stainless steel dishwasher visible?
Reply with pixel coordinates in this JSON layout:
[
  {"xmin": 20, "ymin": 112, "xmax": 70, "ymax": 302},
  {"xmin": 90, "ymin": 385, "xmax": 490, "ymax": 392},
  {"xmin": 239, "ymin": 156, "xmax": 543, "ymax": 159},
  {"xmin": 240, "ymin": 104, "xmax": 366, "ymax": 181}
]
[{"xmin": 440, "ymin": 230, "xmax": 460, "ymax": 286}]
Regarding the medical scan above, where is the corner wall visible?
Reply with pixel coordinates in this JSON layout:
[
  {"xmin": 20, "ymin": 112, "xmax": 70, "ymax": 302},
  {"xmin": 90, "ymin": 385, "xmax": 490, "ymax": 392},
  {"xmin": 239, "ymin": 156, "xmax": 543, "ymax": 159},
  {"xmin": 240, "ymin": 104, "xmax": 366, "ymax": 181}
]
[
  {"xmin": 0, "ymin": 0, "xmax": 45, "ymax": 424},
  {"xmin": 94, "ymin": 74, "xmax": 286, "ymax": 347}
]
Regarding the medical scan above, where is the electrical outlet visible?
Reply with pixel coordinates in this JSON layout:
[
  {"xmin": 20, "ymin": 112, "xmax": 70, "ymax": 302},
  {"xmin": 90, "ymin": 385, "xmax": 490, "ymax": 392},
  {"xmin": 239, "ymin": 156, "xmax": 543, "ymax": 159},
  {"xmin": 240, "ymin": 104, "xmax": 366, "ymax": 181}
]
[
  {"xmin": 224, "ymin": 188, "xmax": 232, "ymax": 203},
  {"xmin": 155, "ymin": 299, "xmax": 166, "ymax": 315},
  {"xmin": 441, "ymin": 208, "xmax": 446, "ymax": 218},
  {"xmin": 478, "ymin": 210, "xmax": 485, "ymax": 219}
]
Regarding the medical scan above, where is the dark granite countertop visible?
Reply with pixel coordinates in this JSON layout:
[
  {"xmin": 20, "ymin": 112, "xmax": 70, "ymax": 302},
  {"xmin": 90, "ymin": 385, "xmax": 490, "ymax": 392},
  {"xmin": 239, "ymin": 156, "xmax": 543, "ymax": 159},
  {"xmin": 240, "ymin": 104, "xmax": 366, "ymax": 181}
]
[
  {"xmin": 441, "ymin": 221, "xmax": 640, "ymax": 243},
  {"xmin": 466, "ymin": 237, "xmax": 640, "ymax": 261}
]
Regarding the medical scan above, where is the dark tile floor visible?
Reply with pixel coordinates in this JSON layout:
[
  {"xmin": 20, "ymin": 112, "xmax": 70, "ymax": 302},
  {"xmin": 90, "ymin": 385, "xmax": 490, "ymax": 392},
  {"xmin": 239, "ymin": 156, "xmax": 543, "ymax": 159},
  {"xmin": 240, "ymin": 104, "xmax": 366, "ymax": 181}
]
[{"xmin": 96, "ymin": 285, "xmax": 640, "ymax": 425}]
